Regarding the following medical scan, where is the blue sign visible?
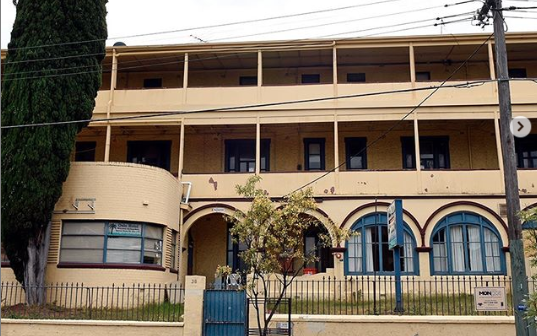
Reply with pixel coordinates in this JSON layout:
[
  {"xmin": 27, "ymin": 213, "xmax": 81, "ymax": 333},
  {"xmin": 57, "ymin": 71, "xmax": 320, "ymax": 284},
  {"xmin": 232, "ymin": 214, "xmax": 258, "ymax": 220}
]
[{"xmin": 388, "ymin": 200, "xmax": 403, "ymax": 250}]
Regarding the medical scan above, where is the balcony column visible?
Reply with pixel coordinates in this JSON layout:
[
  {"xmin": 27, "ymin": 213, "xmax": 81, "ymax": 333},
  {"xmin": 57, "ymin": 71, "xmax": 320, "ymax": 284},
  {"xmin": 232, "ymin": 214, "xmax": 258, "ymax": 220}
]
[
  {"xmin": 104, "ymin": 49, "xmax": 118, "ymax": 162},
  {"xmin": 255, "ymin": 117, "xmax": 261, "ymax": 175},
  {"xmin": 183, "ymin": 53, "xmax": 189, "ymax": 104},
  {"xmin": 178, "ymin": 119, "xmax": 185, "ymax": 178},
  {"xmin": 413, "ymin": 114, "xmax": 422, "ymax": 193},
  {"xmin": 257, "ymin": 50, "xmax": 263, "ymax": 102},
  {"xmin": 409, "ymin": 43, "xmax": 416, "ymax": 84},
  {"xmin": 493, "ymin": 110, "xmax": 506, "ymax": 192},
  {"xmin": 488, "ymin": 40, "xmax": 496, "ymax": 80},
  {"xmin": 333, "ymin": 44, "xmax": 340, "ymax": 177}
]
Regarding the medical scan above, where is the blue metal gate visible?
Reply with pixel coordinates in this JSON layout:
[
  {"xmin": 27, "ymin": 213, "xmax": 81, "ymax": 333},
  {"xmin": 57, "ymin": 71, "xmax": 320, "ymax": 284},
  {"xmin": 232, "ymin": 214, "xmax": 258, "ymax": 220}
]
[{"xmin": 204, "ymin": 290, "xmax": 247, "ymax": 336}]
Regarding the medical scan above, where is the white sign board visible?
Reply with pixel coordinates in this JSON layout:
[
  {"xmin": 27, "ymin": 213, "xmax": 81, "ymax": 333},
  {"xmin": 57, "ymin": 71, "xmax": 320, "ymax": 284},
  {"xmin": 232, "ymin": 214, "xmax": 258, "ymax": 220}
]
[{"xmin": 474, "ymin": 287, "xmax": 507, "ymax": 311}]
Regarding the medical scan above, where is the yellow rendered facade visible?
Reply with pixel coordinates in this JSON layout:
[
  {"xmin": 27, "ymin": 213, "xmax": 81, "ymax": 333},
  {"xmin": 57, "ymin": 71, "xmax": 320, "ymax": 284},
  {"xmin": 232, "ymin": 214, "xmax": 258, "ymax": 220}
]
[{"xmin": 1, "ymin": 33, "xmax": 537, "ymax": 286}]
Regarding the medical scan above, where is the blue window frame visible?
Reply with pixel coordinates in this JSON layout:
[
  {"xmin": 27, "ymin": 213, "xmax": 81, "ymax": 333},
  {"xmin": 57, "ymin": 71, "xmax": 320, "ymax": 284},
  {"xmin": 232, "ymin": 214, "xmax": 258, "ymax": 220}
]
[
  {"xmin": 345, "ymin": 213, "xmax": 418, "ymax": 275},
  {"xmin": 430, "ymin": 212, "xmax": 505, "ymax": 275},
  {"xmin": 60, "ymin": 221, "xmax": 163, "ymax": 265}
]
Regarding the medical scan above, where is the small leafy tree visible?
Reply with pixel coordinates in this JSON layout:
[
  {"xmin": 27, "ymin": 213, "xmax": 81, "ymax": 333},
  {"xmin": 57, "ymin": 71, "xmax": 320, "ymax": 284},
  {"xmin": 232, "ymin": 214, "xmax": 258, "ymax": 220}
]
[
  {"xmin": 228, "ymin": 176, "xmax": 346, "ymax": 336},
  {"xmin": 521, "ymin": 208, "xmax": 537, "ymax": 321}
]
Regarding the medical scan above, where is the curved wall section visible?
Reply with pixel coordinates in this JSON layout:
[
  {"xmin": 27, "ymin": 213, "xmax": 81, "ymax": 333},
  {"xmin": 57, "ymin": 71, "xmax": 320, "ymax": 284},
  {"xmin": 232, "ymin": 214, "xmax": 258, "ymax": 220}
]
[{"xmin": 55, "ymin": 162, "xmax": 181, "ymax": 230}]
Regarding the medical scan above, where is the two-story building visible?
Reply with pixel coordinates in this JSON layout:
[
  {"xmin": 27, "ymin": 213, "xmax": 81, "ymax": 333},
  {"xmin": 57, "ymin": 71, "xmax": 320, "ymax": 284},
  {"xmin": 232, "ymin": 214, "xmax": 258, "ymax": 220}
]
[{"xmin": 1, "ymin": 32, "xmax": 536, "ymax": 286}]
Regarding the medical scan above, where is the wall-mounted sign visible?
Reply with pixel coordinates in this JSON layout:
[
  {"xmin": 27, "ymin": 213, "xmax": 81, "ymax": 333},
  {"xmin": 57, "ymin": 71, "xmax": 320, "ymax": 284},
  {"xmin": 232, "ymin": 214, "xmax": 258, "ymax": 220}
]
[
  {"xmin": 108, "ymin": 222, "xmax": 142, "ymax": 237},
  {"xmin": 474, "ymin": 287, "xmax": 507, "ymax": 311},
  {"xmin": 212, "ymin": 207, "xmax": 225, "ymax": 213},
  {"xmin": 388, "ymin": 200, "xmax": 403, "ymax": 250}
]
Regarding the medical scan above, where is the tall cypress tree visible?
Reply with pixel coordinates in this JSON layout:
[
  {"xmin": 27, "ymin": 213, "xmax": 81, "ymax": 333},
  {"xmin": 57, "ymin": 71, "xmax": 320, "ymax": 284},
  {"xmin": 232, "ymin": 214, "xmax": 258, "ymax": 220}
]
[{"xmin": 1, "ymin": 0, "xmax": 107, "ymax": 304}]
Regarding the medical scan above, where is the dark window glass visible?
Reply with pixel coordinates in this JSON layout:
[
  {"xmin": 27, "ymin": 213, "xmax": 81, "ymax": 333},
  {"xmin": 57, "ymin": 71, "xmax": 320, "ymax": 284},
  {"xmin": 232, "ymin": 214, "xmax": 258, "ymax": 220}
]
[
  {"xmin": 127, "ymin": 141, "xmax": 172, "ymax": 171},
  {"xmin": 301, "ymin": 74, "xmax": 321, "ymax": 84},
  {"xmin": 401, "ymin": 136, "xmax": 450, "ymax": 169},
  {"xmin": 508, "ymin": 68, "xmax": 527, "ymax": 78},
  {"xmin": 225, "ymin": 139, "xmax": 270, "ymax": 172},
  {"xmin": 345, "ymin": 137, "xmax": 367, "ymax": 170},
  {"xmin": 304, "ymin": 138, "xmax": 325, "ymax": 171},
  {"xmin": 515, "ymin": 135, "xmax": 537, "ymax": 168},
  {"xmin": 239, "ymin": 76, "xmax": 257, "ymax": 86},
  {"xmin": 75, "ymin": 141, "xmax": 96, "ymax": 162},
  {"xmin": 143, "ymin": 78, "xmax": 163, "ymax": 88},
  {"xmin": 227, "ymin": 223, "xmax": 248, "ymax": 273},
  {"xmin": 304, "ymin": 225, "xmax": 334, "ymax": 273},
  {"xmin": 347, "ymin": 73, "xmax": 366, "ymax": 83},
  {"xmin": 416, "ymin": 71, "xmax": 431, "ymax": 81}
]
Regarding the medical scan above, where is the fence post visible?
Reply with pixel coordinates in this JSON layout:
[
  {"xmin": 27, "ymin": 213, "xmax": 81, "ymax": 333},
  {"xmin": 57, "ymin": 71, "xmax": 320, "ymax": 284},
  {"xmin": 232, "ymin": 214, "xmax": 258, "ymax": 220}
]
[{"xmin": 183, "ymin": 276, "xmax": 206, "ymax": 336}]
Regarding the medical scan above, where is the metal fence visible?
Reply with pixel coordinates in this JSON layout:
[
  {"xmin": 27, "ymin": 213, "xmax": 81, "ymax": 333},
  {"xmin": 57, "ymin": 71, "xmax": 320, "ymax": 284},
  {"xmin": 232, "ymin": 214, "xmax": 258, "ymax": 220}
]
[
  {"xmin": 266, "ymin": 275, "xmax": 529, "ymax": 316},
  {"xmin": 0, "ymin": 282, "xmax": 185, "ymax": 322}
]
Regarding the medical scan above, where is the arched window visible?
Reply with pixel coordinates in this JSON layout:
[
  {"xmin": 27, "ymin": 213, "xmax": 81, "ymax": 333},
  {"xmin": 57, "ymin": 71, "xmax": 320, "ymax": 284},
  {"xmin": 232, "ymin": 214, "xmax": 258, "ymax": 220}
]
[
  {"xmin": 430, "ymin": 212, "xmax": 505, "ymax": 275},
  {"xmin": 345, "ymin": 213, "xmax": 418, "ymax": 275}
]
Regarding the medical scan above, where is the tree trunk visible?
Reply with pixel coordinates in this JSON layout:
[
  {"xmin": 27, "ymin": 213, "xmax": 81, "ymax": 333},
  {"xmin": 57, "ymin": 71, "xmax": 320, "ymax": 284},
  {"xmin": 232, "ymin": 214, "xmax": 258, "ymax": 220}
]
[{"xmin": 23, "ymin": 223, "xmax": 51, "ymax": 305}]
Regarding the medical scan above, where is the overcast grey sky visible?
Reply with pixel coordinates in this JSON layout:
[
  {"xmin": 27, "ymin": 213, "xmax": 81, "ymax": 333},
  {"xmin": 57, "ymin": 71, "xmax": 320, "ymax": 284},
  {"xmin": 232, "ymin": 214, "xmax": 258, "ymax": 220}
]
[{"xmin": 1, "ymin": 0, "xmax": 536, "ymax": 48}]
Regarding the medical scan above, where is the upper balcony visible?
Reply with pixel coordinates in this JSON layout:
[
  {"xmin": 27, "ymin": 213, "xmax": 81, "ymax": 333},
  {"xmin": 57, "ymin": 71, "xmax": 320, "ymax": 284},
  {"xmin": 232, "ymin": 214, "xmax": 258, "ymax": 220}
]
[
  {"xmin": 93, "ymin": 35, "xmax": 537, "ymax": 123},
  {"xmin": 73, "ymin": 120, "xmax": 537, "ymax": 199}
]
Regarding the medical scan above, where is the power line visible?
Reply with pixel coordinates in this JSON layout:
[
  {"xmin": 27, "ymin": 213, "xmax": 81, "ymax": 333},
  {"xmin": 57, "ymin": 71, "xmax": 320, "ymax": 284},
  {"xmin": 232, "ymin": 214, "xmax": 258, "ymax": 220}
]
[
  {"xmin": 2, "ymin": 3, "xmax": 449, "ymax": 67},
  {"xmin": 3, "ymin": 0, "xmax": 404, "ymax": 52},
  {"xmin": 3, "ymin": 77, "xmax": 525, "ymax": 130},
  {"xmin": 2, "ymin": 15, "xmax": 467, "ymax": 81},
  {"xmin": 2, "ymin": 13, "xmax": 477, "ymax": 81},
  {"xmin": 286, "ymin": 33, "xmax": 495, "ymax": 195}
]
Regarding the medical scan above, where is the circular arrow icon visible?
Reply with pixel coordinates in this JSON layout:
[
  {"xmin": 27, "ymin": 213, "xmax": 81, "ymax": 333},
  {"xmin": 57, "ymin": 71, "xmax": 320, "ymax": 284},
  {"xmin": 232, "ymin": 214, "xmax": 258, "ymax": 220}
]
[{"xmin": 510, "ymin": 116, "xmax": 532, "ymax": 138}]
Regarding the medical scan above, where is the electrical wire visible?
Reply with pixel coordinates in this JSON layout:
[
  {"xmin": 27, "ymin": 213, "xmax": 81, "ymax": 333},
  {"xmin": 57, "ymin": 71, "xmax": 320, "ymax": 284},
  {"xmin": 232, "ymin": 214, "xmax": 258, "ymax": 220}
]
[
  {"xmin": 1, "ymin": 78, "xmax": 514, "ymax": 130},
  {"xmin": 3, "ymin": 0, "xmax": 406, "ymax": 52}
]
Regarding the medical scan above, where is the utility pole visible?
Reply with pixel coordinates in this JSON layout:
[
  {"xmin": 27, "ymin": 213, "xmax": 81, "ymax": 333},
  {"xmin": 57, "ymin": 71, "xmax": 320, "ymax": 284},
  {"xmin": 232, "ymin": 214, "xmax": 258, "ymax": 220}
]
[{"xmin": 476, "ymin": 1, "xmax": 534, "ymax": 335}]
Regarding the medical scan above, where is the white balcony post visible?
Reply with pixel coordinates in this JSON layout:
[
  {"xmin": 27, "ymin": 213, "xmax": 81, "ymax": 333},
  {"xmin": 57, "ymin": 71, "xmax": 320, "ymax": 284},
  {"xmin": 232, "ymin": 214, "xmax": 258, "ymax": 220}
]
[
  {"xmin": 334, "ymin": 119, "xmax": 340, "ymax": 173},
  {"xmin": 104, "ymin": 49, "xmax": 118, "ymax": 162},
  {"xmin": 255, "ymin": 117, "xmax": 261, "ymax": 175},
  {"xmin": 257, "ymin": 50, "xmax": 263, "ymax": 87},
  {"xmin": 493, "ymin": 110, "xmax": 506, "ymax": 192},
  {"xmin": 178, "ymin": 119, "xmax": 185, "ymax": 179},
  {"xmin": 183, "ymin": 53, "xmax": 189, "ymax": 104},
  {"xmin": 488, "ymin": 40, "xmax": 496, "ymax": 80},
  {"xmin": 414, "ymin": 114, "xmax": 422, "ymax": 193},
  {"xmin": 409, "ymin": 43, "xmax": 416, "ymax": 84}
]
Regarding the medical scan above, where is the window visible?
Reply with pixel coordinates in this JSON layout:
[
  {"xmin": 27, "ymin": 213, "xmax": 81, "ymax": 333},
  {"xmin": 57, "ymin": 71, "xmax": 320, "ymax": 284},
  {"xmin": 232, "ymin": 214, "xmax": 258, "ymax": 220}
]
[
  {"xmin": 171, "ymin": 231, "xmax": 178, "ymax": 270},
  {"xmin": 508, "ymin": 68, "xmax": 527, "ymax": 78},
  {"xmin": 431, "ymin": 212, "xmax": 504, "ymax": 274},
  {"xmin": 239, "ymin": 76, "xmax": 257, "ymax": 86},
  {"xmin": 401, "ymin": 136, "xmax": 450, "ymax": 169},
  {"xmin": 515, "ymin": 135, "xmax": 537, "ymax": 168},
  {"xmin": 127, "ymin": 140, "xmax": 171, "ymax": 171},
  {"xmin": 75, "ymin": 141, "xmax": 96, "ymax": 162},
  {"xmin": 346, "ymin": 213, "xmax": 417, "ymax": 275},
  {"xmin": 304, "ymin": 138, "xmax": 325, "ymax": 171},
  {"xmin": 347, "ymin": 73, "xmax": 366, "ymax": 83},
  {"xmin": 301, "ymin": 74, "xmax": 320, "ymax": 84},
  {"xmin": 416, "ymin": 71, "xmax": 431, "ymax": 81},
  {"xmin": 227, "ymin": 223, "xmax": 248, "ymax": 273},
  {"xmin": 225, "ymin": 139, "xmax": 270, "ymax": 172},
  {"xmin": 345, "ymin": 137, "xmax": 367, "ymax": 170},
  {"xmin": 60, "ymin": 221, "xmax": 163, "ymax": 266},
  {"xmin": 143, "ymin": 78, "xmax": 163, "ymax": 88}
]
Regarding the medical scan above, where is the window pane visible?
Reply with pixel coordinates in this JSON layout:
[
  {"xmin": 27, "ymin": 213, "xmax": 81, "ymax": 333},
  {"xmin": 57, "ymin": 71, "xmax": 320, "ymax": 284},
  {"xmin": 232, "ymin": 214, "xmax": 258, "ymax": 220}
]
[
  {"xmin": 145, "ymin": 225, "xmax": 163, "ymax": 239},
  {"xmin": 143, "ymin": 251, "xmax": 162, "ymax": 265},
  {"xmin": 309, "ymin": 155, "xmax": 321, "ymax": 169},
  {"xmin": 144, "ymin": 238, "xmax": 163, "ymax": 252},
  {"xmin": 107, "ymin": 237, "xmax": 142, "ymax": 250},
  {"xmin": 63, "ymin": 222, "xmax": 105, "ymax": 235},
  {"xmin": 107, "ymin": 250, "xmax": 141, "ymax": 263},
  {"xmin": 62, "ymin": 236, "xmax": 104, "ymax": 249},
  {"xmin": 60, "ymin": 249, "xmax": 103, "ymax": 263},
  {"xmin": 309, "ymin": 143, "xmax": 321, "ymax": 155}
]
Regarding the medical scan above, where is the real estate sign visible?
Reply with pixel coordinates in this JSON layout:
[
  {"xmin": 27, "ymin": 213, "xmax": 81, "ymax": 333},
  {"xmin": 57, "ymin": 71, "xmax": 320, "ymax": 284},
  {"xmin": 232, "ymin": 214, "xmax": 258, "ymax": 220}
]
[{"xmin": 474, "ymin": 287, "xmax": 507, "ymax": 311}]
